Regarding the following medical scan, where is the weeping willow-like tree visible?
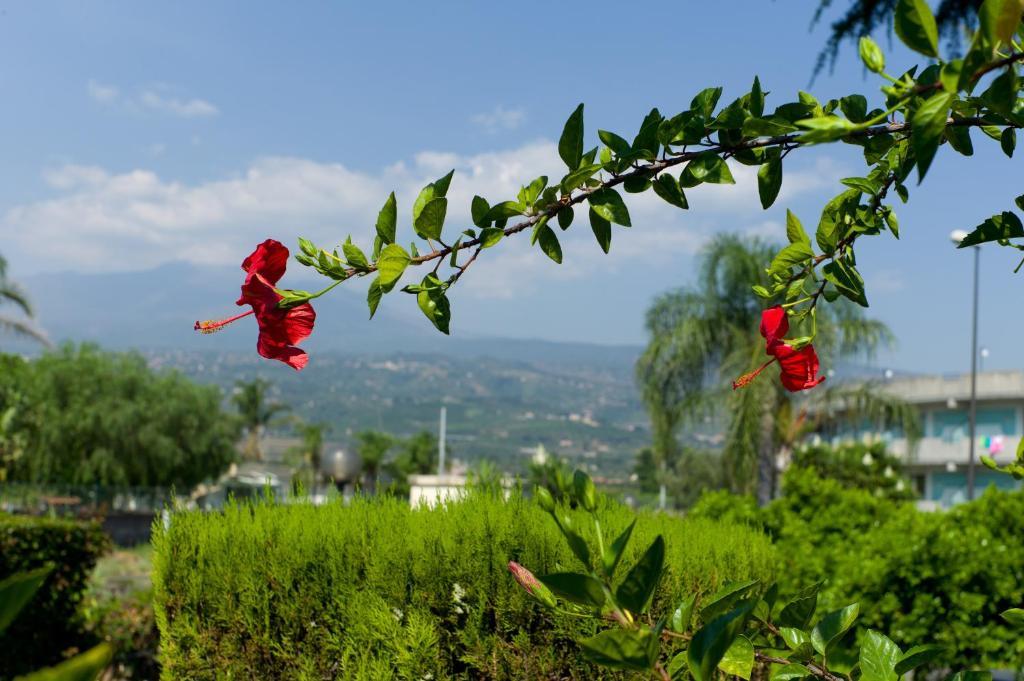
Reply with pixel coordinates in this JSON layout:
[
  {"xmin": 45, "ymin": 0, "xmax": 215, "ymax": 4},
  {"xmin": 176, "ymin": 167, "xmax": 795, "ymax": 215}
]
[
  {"xmin": 0, "ymin": 254, "xmax": 49, "ymax": 347},
  {"xmin": 636, "ymin": 234, "xmax": 916, "ymax": 506}
]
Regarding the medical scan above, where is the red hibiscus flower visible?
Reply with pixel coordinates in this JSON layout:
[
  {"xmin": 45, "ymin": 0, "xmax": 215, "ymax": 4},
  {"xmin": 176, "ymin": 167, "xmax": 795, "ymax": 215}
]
[
  {"xmin": 195, "ymin": 239, "xmax": 316, "ymax": 370},
  {"xmin": 733, "ymin": 305, "xmax": 825, "ymax": 392}
]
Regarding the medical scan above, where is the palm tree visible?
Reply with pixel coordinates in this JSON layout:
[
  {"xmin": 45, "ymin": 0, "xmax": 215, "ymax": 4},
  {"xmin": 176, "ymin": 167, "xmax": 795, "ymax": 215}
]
[
  {"xmin": 354, "ymin": 430, "xmax": 393, "ymax": 494},
  {"xmin": 636, "ymin": 234, "xmax": 907, "ymax": 506},
  {"xmin": 0, "ymin": 254, "xmax": 49, "ymax": 347},
  {"xmin": 231, "ymin": 377, "xmax": 289, "ymax": 461}
]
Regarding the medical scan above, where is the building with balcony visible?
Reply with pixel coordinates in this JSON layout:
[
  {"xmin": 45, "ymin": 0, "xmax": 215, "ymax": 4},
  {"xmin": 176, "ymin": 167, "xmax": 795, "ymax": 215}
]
[{"xmin": 832, "ymin": 370, "xmax": 1023, "ymax": 508}]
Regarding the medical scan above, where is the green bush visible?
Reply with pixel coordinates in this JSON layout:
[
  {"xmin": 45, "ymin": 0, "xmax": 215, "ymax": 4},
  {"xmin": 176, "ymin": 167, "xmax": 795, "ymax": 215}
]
[
  {"xmin": 691, "ymin": 469, "xmax": 1024, "ymax": 672},
  {"xmin": 0, "ymin": 513, "xmax": 110, "ymax": 679},
  {"xmin": 152, "ymin": 492, "xmax": 776, "ymax": 680}
]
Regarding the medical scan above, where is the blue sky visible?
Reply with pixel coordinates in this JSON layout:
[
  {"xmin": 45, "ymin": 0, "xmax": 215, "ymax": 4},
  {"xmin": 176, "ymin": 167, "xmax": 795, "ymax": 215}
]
[{"xmin": 2, "ymin": 1, "xmax": 1022, "ymax": 374}]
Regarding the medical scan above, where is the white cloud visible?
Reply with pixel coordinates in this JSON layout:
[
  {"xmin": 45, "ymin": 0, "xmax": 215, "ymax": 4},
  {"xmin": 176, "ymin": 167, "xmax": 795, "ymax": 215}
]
[
  {"xmin": 3, "ymin": 142, "xmax": 847, "ymax": 299},
  {"xmin": 470, "ymin": 106, "xmax": 526, "ymax": 133},
  {"xmin": 138, "ymin": 89, "xmax": 219, "ymax": 118},
  {"xmin": 87, "ymin": 79, "xmax": 119, "ymax": 103},
  {"xmin": 85, "ymin": 80, "xmax": 219, "ymax": 118}
]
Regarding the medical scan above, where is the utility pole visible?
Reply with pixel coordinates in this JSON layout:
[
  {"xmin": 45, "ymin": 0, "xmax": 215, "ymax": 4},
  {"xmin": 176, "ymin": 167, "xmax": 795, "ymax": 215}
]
[{"xmin": 437, "ymin": 406, "xmax": 447, "ymax": 475}]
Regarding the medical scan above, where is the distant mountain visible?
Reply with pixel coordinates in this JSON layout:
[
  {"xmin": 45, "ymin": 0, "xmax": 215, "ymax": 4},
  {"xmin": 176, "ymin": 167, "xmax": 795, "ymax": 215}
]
[{"xmin": 19, "ymin": 262, "xmax": 642, "ymax": 367}]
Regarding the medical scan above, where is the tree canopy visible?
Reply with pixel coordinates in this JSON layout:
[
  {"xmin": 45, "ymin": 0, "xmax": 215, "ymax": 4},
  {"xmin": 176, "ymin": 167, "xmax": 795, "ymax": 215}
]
[{"xmin": 0, "ymin": 344, "xmax": 238, "ymax": 488}]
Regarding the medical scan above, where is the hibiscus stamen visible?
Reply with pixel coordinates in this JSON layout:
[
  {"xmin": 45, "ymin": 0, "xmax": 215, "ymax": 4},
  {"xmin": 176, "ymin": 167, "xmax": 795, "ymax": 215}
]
[
  {"xmin": 732, "ymin": 357, "xmax": 776, "ymax": 390},
  {"xmin": 194, "ymin": 310, "xmax": 254, "ymax": 335}
]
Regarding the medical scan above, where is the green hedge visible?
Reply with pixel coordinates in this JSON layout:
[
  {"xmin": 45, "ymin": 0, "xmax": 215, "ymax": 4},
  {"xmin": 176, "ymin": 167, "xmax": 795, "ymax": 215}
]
[
  {"xmin": 691, "ymin": 468, "xmax": 1024, "ymax": 672},
  {"xmin": 153, "ymin": 493, "xmax": 775, "ymax": 680},
  {"xmin": 0, "ymin": 513, "xmax": 111, "ymax": 679}
]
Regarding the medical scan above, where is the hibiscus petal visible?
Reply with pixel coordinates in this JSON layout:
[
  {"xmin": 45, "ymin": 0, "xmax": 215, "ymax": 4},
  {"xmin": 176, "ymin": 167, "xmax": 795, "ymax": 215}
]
[
  {"xmin": 772, "ymin": 342, "xmax": 825, "ymax": 392},
  {"xmin": 759, "ymin": 306, "xmax": 789, "ymax": 346},
  {"xmin": 256, "ymin": 334, "xmax": 309, "ymax": 370},
  {"xmin": 240, "ymin": 239, "xmax": 290, "ymax": 286}
]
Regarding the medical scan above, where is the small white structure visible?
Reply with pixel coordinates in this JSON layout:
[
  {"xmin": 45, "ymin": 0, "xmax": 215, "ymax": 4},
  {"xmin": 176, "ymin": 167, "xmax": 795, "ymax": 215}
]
[{"xmin": 408, "ymin": 474, "xmax": 469, "ymax": 507}]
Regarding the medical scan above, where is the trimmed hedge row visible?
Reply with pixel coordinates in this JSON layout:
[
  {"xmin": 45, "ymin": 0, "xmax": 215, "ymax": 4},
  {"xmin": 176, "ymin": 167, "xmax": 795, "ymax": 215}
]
[
  {"xmin": 152, "ymin": 493, "xmax": 776, "ymax": 680},
  {"xmin": 0, "ymin": 513, "xmax": 110, "ymax": 679}
]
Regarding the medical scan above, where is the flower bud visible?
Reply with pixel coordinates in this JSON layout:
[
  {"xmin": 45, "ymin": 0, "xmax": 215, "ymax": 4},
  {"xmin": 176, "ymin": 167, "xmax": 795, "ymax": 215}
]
[
  {"xmin": 573, "ymin": 470, "xmax": 597, "ymax": 513},
  {"xmin": 859, "ymin": 36, "xmax": 885, "ymax": 74},
  {"xmin": 534, "ymin": 486, "xmax": 556, "ymax": 513},
  {"xmin": 507, "ymin": 561, "xmax": 557, "ymax": 608}
]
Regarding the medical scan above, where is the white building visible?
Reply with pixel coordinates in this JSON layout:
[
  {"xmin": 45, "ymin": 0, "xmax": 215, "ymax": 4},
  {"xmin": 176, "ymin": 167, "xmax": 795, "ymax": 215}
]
[{"xmin": 833, "ymin": 370, "xmax": 1023, "ymax": 508}]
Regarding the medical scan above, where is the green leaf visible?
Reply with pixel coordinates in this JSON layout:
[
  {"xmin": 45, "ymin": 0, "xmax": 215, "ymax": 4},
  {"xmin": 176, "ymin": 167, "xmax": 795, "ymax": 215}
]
[
  {"xmin": 683, "ymin": 153, "xmax": 735, "ymax": 185},
  {"xmin": 859, "ymin": 36, "xmax": 886, "ymax": 73},
  {"xmin": 769, "ymin": 242, "xmax": 814, "ymax": 278},
  {"xmin": 772, "ymin": 663, "xmax": 811, "ymax": 681},
  {"xmin": 945, "ymin": 125, "xmax": 974, "ymax": 156},
  {"xmin": 537, "ymin": 572, "xmax": 605, "ymax": 608},
  {"xmin": 471, "ymin": 195, "xmax": 490, "ymax": 228},
  {"xmin": 718, "ymin": 636, "xmax": 754, "ymax": 680},
  {"xmin": 632, "ymin": 108, "xmax": 663, "ymax": 157},
  {"xmin": 701, "ymin": 579, "xmax": 760, "ymax": 621},
  {"xmin": 579, "ymin": 627, "xmax": 658, "ymax": 671},
  {"xmin": 810, "ymin": 604, "xmax": 859, "ymax": 656},
  {"xmin": 979, "ymin": 0, "xmax": 1024, "ymax": 44},
  {"xmin": 616, "ymin": 535, "xmax": 665, "ymax": 615},
  {"xmin": 375, "ymin": 192, "xmax": 398, "ymax": 244},
  {"xmin": 557, "ymin": 207, "xmax": 575, "ymax": 229},
  {"xmin": 652, "ymin": 174, "xmax": 689, "ymax": 209},
  {"xmin": 342, "ymin": 237, "xmax": 369, "ymax": 269},
  {"xmin": 560, "ymin": 163, "xmax": 603, "ymax": 193},
  {"xmin": 668, "ymin": 652, "xmax": 689, "ymax": 681},
  {"xmin": 884, "ymin": 209, "xmax": 900, "ymax": 238},
  {"xmin": 823, "ymin": 258, "xmax": 868, "ymax": 307},
  {"xmin": 758, "ymin": 150, "xmax": 783, "ymax": 209},
  {"xmin": 894, "ymin": 644, "xmax": 946, "ymax": 674},
  {"xmin": 786, "ymin": 210, "xmax": 811, "ymax": 246},
  {"xmin": 588, "ymin": 188, "xmax": 631, "ymax": 226},
  {"xmin": 414, "ymin": 275, "xmax": 451, "ymax": 335},
  {"xmin": 554, "ymin": 513, "xmax": 591, "ymax": 568},
  {"xmin": 598, "ymin": 129, "xmax": 632, "ymax": 156},
  {"xmin": 958, "ymin": 211, "xmax": 1024, "ymax": 247},
  {"xmin": 691, "ymin": 87, "xmax": 723, "ymax": 119},
  {"xmin": 894, "ymin": 0, "xmax": 940, "ymax": 57},
  {"xmin": 377, "ymin": 243, "xmax": 411, "ymax": 292},
  {"xmin": 297, "ymin": 237, "xmax": 317, "ymax": 257},
  {"xmin": 479, "ymin": 227, "xmax": 503, "ymax": 248},
  {"xmin": 796, "ymin": 116, "xmax": 857, "ymax": 144},
  {"xmin": 669, "ymin": 593, "xmax": 698, "ymax": 633},
  {"xmin": 17, "ymin": 643, "xmax": 114, "ymax": 681},
  {"xmin": 742, "ymin": 116, "xmax": 798, "ymax": 137},
  {"xmin": 486, "ymin": 201, "xmax": 526, "ymax": 222},
  {"xmin": 367, "ymin": 279, "xmax": 382, "ymax": 318},
  {"xmin": 1001, "ymin": 608, "xmax": 1024, "ymax": 627},
  {"xmin": 414, "ymin": 196, "xmax": 448, "ymax": 241},
  {"xmin": 840, "ymin": 177, "xmax": 881, "ymax": 195},
  {"xmin": 536, "ymin": 224, "xmax": 562, "ymax": 264},
  {"xmin": 839, "ymin": 95, "xmax": 868, "ymax": 123},
  {"xmin": 432, "ymin": 169, "xmax": 455, "ymax": 197},
  {"xmin": 779, "ymin": 627, "xmax": 815, "ymax": 658},
  {"xmin": 559, "ymin": 103, "xmax": 585, "ymax": 170},
  {"xmin": 860, "ymin": 629, "xmax": 901, "ymax": 681},
  {"xmin": 911, "ymin": 92, "xmax": 953, "ymax": 182},
  {"xmin": 1001, "ymin": 127, "xmax": 1016, "ymax": 158},
  {"xmin": 688, "ymin": 602, "xmax": 755, "ymax": 681},
  {"xmin": 602, "ymin": 519, "xmax": 635, "ymax": 576},
  {"xmin": 0, "ymin": 566, "xmax": 51, "ymax": 634}
]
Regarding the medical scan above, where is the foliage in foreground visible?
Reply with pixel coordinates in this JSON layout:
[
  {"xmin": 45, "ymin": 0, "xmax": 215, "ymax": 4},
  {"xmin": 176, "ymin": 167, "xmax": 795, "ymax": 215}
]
[
  {"xmin": 152, "ymin": 491, "xmax": 775, "ymax": 680},
  {"xmin": 0, "ymin": 513, "xmax": 112, "ymax": 680},
  {"xmin": 514, "ymin": 470, "xmax": 1024, "ymax": 680},
  {"xmin": 0, "ymin": 344, "xmax": 238, "ymax": 487},
  {"xmin": 690, "ymin": 467, "xmax": 1024, "ymax": 672}
]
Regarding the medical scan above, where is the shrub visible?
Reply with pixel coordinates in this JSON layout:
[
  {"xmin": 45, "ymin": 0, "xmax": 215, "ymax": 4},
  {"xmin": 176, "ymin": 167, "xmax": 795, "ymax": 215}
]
[
  {"xmin": 0, "ymin": 512, "xmax": 110, "ymax": 679},
  {"xmin": 691, "ymin": 470, "xmax": 1024, "ymax": 672},
  {"xmin": 152, "ymin": 492, "xmax": 776, "ymax": 680}
]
